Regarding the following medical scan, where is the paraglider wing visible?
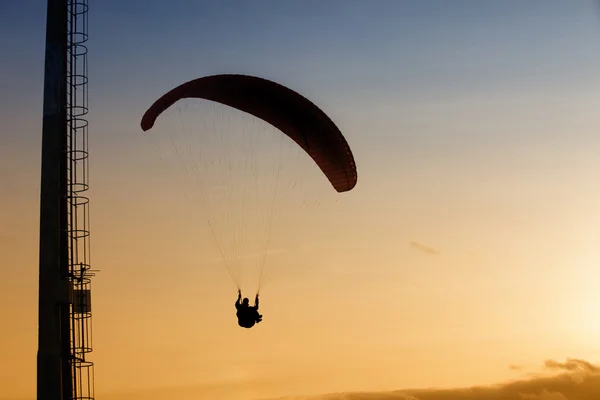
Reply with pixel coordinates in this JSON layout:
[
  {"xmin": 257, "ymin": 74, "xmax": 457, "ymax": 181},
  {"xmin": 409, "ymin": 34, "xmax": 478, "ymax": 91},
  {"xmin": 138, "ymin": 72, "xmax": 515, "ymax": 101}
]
[{"xmin": 140, "ymin": 74, "xmax": 357, "ymax": 192}]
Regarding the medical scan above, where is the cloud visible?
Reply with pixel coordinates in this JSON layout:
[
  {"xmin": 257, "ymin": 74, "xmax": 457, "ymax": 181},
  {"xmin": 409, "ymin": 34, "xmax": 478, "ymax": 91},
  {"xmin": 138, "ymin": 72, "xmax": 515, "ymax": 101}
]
[
  {"xmin": 409, "ymin": 241, "xmax": 440, "ymax": 256},
  {"xmin": 266, "ymin": 358, "xmax": 600, "ymax": 400},
  {"xmin": 509, "ymin": 364, "xmax": 524, "ymax": 371},
  {"xmin": 542, "ymin": 358, "xmax": 599, "ymax": 384},
  {"xmin": 80, "ymin": 358, "xmax": 600, "ymax": 400},
  {"xmin": 519, "ymin": 389, "xmax": 569, "ymax": 400},
  {"xmin": 544, "ymin": 358, "xmax": 599, "ymax": 374}
]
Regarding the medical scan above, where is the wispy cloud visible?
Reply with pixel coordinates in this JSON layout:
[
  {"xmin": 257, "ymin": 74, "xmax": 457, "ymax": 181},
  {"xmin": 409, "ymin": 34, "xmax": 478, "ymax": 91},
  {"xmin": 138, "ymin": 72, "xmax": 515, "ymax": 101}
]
[
  {"xmin": 409, "ymin": 241, "xmax": 440, "ymax": 256},
  {"xmin": 544, "ymin": 358, "xmax": 599, "ymax": 374}
]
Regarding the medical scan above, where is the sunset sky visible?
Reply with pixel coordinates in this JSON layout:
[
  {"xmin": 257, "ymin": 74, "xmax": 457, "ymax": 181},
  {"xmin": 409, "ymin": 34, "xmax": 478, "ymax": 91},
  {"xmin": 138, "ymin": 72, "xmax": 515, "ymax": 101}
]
[{"xmin": 3, "ymin": 1, "xmax": 600, "ymax": 399}]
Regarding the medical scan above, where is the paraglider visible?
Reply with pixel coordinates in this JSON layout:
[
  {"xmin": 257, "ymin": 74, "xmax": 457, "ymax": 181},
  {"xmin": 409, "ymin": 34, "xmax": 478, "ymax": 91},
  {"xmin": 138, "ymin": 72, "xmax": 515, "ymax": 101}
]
[{"xmin": 141, "ymin": 74, "xmax": 358, "ymax": 328}]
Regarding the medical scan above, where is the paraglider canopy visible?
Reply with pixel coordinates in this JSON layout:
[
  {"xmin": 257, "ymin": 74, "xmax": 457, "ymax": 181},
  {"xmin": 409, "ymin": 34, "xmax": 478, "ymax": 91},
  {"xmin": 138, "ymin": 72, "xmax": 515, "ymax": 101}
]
[
  {"xmin": 141, "ymin": 74, "xmax": 357, "ymax": 192},
  {"xmin": 140, "ymin": 73, "xmax": 359, "ymax": 295}
]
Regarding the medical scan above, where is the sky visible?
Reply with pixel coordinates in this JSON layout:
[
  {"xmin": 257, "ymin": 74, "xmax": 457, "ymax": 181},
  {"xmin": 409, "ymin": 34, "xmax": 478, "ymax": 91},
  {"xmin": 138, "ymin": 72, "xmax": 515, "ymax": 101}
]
[{"xmin": 3, "ymin": 0, "xmax": 600, "ymax": 399}]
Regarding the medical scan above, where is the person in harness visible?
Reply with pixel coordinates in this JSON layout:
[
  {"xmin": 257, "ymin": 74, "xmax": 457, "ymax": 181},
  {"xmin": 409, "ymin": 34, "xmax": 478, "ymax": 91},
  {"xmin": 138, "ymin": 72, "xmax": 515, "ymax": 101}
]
[{"xmin": 235, "ymin": 289, "xmax": 262, "ymax": 328}]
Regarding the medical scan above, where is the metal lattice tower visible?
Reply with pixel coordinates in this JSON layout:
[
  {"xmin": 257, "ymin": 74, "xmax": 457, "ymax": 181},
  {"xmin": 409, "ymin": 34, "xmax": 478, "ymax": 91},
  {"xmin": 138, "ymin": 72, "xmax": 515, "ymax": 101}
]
[
  {"xmin": 37, "ymin": 1, "xmax": 96, "ymax": 399},
  {"xmin": 67, "ymin": 1, "xmax": 96, "ymax": 400}
]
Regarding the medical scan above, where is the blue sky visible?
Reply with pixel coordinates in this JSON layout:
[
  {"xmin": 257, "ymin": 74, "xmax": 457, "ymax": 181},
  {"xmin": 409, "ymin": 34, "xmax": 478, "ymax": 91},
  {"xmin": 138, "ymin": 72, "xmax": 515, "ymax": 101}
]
[
  {"xmin": 4, "ymin": 0, "xmax": 599, "ymax": 171},
  {"xmin": 5, "ymin": 1, "xmax": 600, "ymax": 112}
]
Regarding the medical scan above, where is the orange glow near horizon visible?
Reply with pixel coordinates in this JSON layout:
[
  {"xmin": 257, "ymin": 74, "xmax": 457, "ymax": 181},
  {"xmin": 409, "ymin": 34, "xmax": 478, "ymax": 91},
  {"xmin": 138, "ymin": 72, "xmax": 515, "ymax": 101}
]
[{"xmin": 4, "ymin": 91, "xmax": 600, "ymax": 399}]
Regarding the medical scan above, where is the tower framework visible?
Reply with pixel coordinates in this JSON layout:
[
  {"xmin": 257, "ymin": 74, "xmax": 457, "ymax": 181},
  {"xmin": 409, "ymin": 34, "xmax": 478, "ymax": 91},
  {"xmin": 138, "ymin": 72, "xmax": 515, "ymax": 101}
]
[{"xmin": 38, "ymin": 1, "xmax": 96, "ymax": 399}]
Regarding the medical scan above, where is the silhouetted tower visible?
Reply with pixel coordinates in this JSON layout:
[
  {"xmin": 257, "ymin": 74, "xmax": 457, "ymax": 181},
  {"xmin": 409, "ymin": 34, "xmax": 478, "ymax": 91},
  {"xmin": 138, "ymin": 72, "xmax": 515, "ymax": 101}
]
[{"xmin": 38, "ymin": 1, "xmax": 96, "ymax": 400}]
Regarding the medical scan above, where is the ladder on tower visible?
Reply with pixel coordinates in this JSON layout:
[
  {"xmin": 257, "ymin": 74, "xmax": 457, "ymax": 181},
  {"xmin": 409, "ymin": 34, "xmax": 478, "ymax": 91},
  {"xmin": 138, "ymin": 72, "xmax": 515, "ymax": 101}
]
[{"xmin": 66, "ymin": 1, "xmax": 97, "ymax": 400}]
